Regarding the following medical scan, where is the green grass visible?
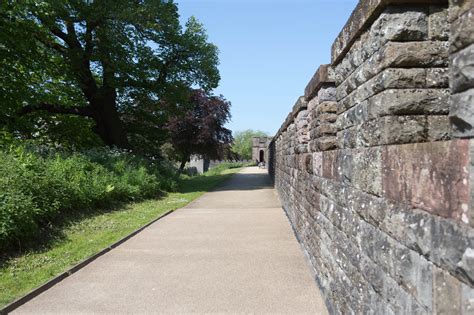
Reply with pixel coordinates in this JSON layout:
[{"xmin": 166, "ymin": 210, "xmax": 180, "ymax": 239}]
[{"xmin": 0, "ymin": 166, "xmax": 242, "ymax": 308}]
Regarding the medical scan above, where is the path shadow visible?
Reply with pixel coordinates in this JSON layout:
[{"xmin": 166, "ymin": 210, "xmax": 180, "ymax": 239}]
[
  {"xmin": 0, "ymin": 191, "xmax": 168, "ymax": 269},
  {"xmin": 212, "ymin": 171, "xmax": 273, "ymax": 191}
]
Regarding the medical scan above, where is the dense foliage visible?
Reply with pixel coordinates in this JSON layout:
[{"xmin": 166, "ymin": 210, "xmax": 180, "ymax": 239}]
[
  {"xmin": 166, "ymin": 89, "xmax": 233, "ymax": 171},
  {"xmin": 232, "ymin": 129, "xmax": 268, "ymax": 160},
  {"xmin": 0, "ymin": 1, "xmax": 236, "ymax": 252},
  {"xmin": 0, "ymin": 0, "xmax": 219, "ymax": 150},
  {"xmin": 0, "ymin": 145, "xmax": 177, "ymax": 251}
]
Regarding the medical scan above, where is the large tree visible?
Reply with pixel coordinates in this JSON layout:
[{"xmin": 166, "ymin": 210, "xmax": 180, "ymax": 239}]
[
  {"xmin": 166, "ymin": 89, "xmax": 233, "ymax": 172},
  {"xmin": 232, "ymin": 129, "xmax": 268, "ymax": 160},
  {"xmin": 0, "ymin": 0, "xmax": 219, "ymax": 148}
]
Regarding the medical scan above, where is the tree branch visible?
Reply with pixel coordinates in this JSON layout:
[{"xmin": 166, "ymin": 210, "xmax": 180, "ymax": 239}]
[
  {"xmin": 19, "ymin": 103, "xmax": 94, "ymax": 117},
  {"xmin": 34, "ymin": 33, "xmax": 67, "ymax": 55},
  {"xmin": 37, "ymin": 17, "xmax": 71, "ymax": 45}
]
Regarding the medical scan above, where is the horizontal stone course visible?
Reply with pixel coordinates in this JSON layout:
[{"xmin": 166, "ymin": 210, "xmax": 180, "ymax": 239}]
[
  {"xmin": 331, "ymin": 0, "xmax": 447, "ymax": 65},
  {"xmin": 270, "ymin": 0, "xmax": 474, "ymax": 312}
]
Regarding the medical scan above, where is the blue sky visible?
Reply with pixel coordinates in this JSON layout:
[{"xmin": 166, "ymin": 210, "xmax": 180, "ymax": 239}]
[{"xmin": 176, "ymin": 0, "xmax": 359, "ymax": 136}]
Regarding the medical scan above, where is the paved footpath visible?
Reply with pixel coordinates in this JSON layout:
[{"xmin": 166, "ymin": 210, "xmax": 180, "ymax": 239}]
[{"xmin": 14, "ymin": 167, "xmax": 328, "ymax": 314}]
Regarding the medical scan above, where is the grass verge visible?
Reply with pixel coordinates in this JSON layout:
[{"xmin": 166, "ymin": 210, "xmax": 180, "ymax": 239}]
[{"xmin": 0, "ymin": 166, "xmax": 242, "ymax": 308}]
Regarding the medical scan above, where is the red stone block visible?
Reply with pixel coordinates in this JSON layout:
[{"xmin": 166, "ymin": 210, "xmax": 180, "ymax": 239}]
[
  {"xmin": 382, "ymin": 140, "xmax": 470, "ymax": 222},
  {"xmin": 322, "ymin": 150, "xmax": 340, "ymax": 181}
]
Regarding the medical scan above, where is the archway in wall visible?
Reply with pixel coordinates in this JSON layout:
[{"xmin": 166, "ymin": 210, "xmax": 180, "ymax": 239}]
[{"xmin": 259, "ymin": 150, "xmax": 265, "ymax": 163}]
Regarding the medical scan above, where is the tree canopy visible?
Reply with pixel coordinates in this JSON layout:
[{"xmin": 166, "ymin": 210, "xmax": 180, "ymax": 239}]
[
  {"xmin": 232, "ymin": 129, "xmax": 269, "ymax": 160},
  {"xmin": 0, "ymin": 0, "xmax": 220, "ymax": 150},
  {"xmin": 166, "ymin": 89, "xmax": 233, "ymax": 171}
]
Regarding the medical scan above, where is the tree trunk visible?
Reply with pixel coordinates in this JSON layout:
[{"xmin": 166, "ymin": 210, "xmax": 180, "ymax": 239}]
[
  {"xmin": 178, "ymin": 159, "xmax": 187, "ymax": 174},
  {"xmin": 91, "ymin": 90, "xmax": 129, "ymax": 148}
]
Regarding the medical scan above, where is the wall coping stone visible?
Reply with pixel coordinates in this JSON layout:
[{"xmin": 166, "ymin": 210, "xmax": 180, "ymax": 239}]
[
  {"xmin": 304, "ymin": 64, "xmax": 335, "ymax": 100},
  {"xmin": 331, "ymin": 0, "xmax": 448, "ymax": 65},
  {"xmin": 273, "ymin": 96, "xmax": 307, "ymax": 141}
]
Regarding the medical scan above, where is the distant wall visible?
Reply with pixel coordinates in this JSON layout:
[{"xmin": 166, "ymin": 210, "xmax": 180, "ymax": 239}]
[{"xmin": 269, "ymin": 0, "xmax": 474, "ymax": 313}]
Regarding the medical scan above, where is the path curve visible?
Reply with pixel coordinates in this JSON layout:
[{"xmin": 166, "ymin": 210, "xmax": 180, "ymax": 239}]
[{"xmin": 13, "ymin": 167, "xmax": 328, "ymax": 314}]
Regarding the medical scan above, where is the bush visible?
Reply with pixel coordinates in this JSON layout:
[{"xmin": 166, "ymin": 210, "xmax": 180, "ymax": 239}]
[{"xmin": 0, "ymin": 145, "xmax": 178, "ymax": 251}]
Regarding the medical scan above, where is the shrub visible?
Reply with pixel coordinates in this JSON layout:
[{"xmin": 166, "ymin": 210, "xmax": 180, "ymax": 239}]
[{"xmin": 0, "ymin": 145, "xmax": 178, "ymax": 251}]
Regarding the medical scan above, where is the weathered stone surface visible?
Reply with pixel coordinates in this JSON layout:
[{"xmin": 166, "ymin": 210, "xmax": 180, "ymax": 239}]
[
  {"xmin": 427, "ymin": 116, "xmax": 452, "ymax": 141},
  {"xmin": 318, "ymin": 137, "xmax": 338, "ymax": 152},
  {"xmin": 304, "ymin": 65, "xmax": 334, "ymax": 100},
  {"xmin": 317, "ymin": 101, "xmax": 338, "ymax": 114},
  {"xmin": 372, "ymin": 7, "xmax": 428, "ymax": 41},
  {"xmin": 462, "ymin": 282, "xmax": 474, "ymax": 313},
  {"xmin": 270, "ymin": 1, "xmax": 474, "ymax": 313},
  {"xmin": 450, "ymin": 89, "xmax": 474, "ymax": 138},
  {"xmin": 433, "ymin": 268, "xmax": 462, "ymax": 313},
  {"xmin": 336, "ymin": 41, "xmax": 449, "ymax": 102},
  {"xmin": 317, "ymin": 85, "xmax": 336, "ymax": 103},
  {"xmin": 382, "ymin": 140, "xmax": 470, "ymax": 221},
  {"xmin": 314, "ymin": 124, "xmax": 337, "ymax": 137},
  {"xmin": 352, "ymin": 147, "xmax": 382, "ymax": 195},
  {"xmin": 449, "ymin": 0, "xmax": 474, "ymax": 22},
  {"xmin": 331, "ymin": 0, "xmax": 446, "ymax": 64},
  {"xmin": 357, "ymin": 116, "xmax": 427, "ymax": 146},
  {"xmin": 312, "ymin": 152, "xmax": 323, "ymax": 176},
  {"xmin": 450, "ymin": 7, "xmax": 474, "ymax": 52},
  {"xmin": 337, "ymin": 68, "xmax": 427, "ymax": 104},
  {"xmin": 377, "ymin": 41, "xmax": 449, "ymax": 68},
  {"xmin": 307, "ymin": 96, "xmax": 318, "ymax": 112},
  {"xmin": 318, "ymin": 113, "xmax": 338, "ymax": 123},
  {"xmin": 451, "ymin": 43, "xmax": 474, "ymax": 93},
  {"xmin": 367, "ymin": 89, "xmax": 450, "ymax": 117},
  {"xmin": 426, "ymin": 68, "xmax": 449, "ymax": 88},
  {"xmin": 322, "ymin": 150, "xmax": 340, "ymax": 181},
  {"xmin": 429, "ymin": 6, "xmax": 450, "ymax": 40}
]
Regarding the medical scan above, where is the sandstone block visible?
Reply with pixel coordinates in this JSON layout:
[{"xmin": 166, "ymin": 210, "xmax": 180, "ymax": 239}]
[
  {"xmin": 317, "ymin": 85, "xmax": 336, "ymax": 103},
  {"xmin": 337, "ymin": 128, "xmax": 357, "ymax": 149},
  {"xmin": 382, "ymin": 140, "xmax": 470, "ymax": 221},
  {"xmin": 431, "ymin": 217, "xmax": 474, "ymax": 286},
  {"xmin": 462, "ymin": 282, "xmax": 474, "ymax": 313},
  {"xmin": 450, "ymin": 89, "xmax": 474, "ymax": 138},
  {"xmin": 357, "ymin": 116, "xmax": 427, "ymax": 147},
  {"xmin": 427, "ymin": 116, "xmax": 451, "ymax": 141},
  {"xmin": 368, "ymin": 89, "xmax": 450, "ymax": 117},
  {"xmin": 451, "ymin": 43, "xmax": 474, "ymax": 93},
  {"xmin": 433, "ymin": 268, "xmax": 461, "ymax": 314},
  {"xmin": 317, "ymin": 101, "xmax": 338, "ymax": 114},
  {"xmin": 322, "ymin": 151, "xmax": 339, "ymax": 182},
  {"xmin": 337, "ymin": 68, "xmax": 427, "ymax": 105},
  {"xmin": 352, "ymin": 147, "xmax": 382, "ymax": 196},
  {"xmin": 318, "ymin": 113, "xmax": 338, "ymax": 123},
  {"xmin": 317, "ymin": 137, "xmax": 338, "ymax": 151},
  {"xmin": 449, "ymin": 0, "xmax": 474, "ymax": 22},
  {"xmin": 315, "ymin": 124, "xmax": 338, "ymax": 137},
  {"xmin": 429, "ymin": 6, "xmax": 449, "ymax": 40},
  {"xmin": 450, "ymin": 7, "xmax": 474, "ymax": 52},
  {"xmin": 337, "ymin": 40, "xmax": 449, "ymax": 109},
  {"xmin": 426, "ymin": 68, "xmax": 449, "ymax": 88},
  {"xmin": 371, "ymin": 7, "xmax": 428, "ymax": 42},
  {"xmin": 381, "ymin": 40, "xmax": 448, "ymax": 67}
]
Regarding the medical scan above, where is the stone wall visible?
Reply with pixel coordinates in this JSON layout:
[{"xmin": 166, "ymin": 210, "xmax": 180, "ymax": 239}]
[{"xmin": 269, "ymin": 0, "xmax": 474, "ymax": 313}]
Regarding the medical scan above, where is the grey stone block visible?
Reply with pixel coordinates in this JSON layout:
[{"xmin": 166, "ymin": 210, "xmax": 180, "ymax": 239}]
[
  {"xmin": 450, "ymin": 89, "xmax": 474, "ymax": 138},
  {"xmin": 450, "ymin": 8, "xmax": 474, "ymax": 53},
  {"xmin": 429, "ymin": 6, "xmax": 449, "ymax": 40},
  {"xmin": 451, "ymin": 43, "xmax": 474, "ymax": 94}
]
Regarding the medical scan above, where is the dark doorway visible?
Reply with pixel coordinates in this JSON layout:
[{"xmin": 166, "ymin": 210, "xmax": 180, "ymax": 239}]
[{"xmin": 259, "ymin": 150, "xmax": 265, "ymax": 163}]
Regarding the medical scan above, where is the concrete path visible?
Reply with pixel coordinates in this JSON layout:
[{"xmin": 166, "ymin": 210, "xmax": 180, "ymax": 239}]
[{"xmin": 13, "ymin": 167, "xmax": 328, "ymax": 314}]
